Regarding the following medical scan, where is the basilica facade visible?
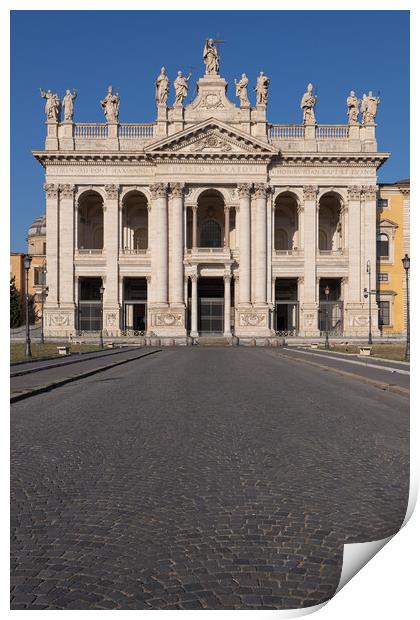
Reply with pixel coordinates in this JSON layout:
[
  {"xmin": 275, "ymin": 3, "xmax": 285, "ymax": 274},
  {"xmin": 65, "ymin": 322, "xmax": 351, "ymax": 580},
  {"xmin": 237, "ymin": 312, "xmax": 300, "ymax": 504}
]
[{"xmin": 34, "ymin": 42, "xmax": 388, "ymax": 342}]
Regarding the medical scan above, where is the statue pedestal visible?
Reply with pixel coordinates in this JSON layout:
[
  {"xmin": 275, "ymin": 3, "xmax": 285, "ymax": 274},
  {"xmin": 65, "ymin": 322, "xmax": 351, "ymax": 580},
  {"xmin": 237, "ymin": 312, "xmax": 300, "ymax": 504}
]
[
  {"xmin": 239, "ymin": 105, "xmax": 251, "ymax": 133},
  {"xmin": 171, "ymin": 105, "xmax": 184, "ymax": 134},
  {"xmin": 156, "ymin": 104, "xmax": 168, "ymax": 137},
  {"xmin": 107, "ymin": 123, "xmax": 119, "ymax": 149},
  {"xmin": 58, "ymin": 122, "xmax": 75, "ymax": 150},
  {"xmin": 251, "ymin": 105, "xmax": 267, "ymax": 140},
  {"xmin": 45, "ymin": 120, "xmax": 59, "ymax": 150}
]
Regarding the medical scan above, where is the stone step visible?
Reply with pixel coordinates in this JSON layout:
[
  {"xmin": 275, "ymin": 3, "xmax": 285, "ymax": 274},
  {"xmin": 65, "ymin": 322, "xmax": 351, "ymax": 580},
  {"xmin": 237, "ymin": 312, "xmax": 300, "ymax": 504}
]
[{"xmin": 196, "ymin": 336, "xmax": 230, "ymax": 347}]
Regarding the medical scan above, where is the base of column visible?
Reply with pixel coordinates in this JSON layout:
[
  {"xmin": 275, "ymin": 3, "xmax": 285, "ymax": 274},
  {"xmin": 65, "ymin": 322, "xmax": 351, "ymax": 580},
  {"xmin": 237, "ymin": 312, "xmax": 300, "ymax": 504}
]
[
  {"xmin": 43, "ymin": 305, "xmax": 76, "ymax": 338},
  {"xmin": 103, "ymin": 305, "xmax": 121, "ymax": 337},
  {"xmin": 148, "ymin": 303, "xmax": 186, "ymax": 337},
  {"xmin": 344, "ymin": 303, "xmax": 379, "ymax": 337},
  {"xmin": 299, "ymin": 303, "xmax": 320, "ymax": 337},
  {"xmin": 235, "ymin": 304, "xmax": 271, "ymax": 337}
]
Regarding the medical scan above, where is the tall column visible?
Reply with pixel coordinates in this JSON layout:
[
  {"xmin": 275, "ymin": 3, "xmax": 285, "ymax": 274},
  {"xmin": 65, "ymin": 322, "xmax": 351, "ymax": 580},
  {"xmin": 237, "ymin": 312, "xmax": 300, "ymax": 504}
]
[
  {"xmin": 224, "ymin": 206, "xmax": 230, "ymax": 248},
  {"xmin": 238, "ymin": 184, "xmax": 251, "ymax": 305},
  {"xmin": 254, "ymin": 184, "xmax": 268, "ymax": 304},
  {"xmin": 362, "ymin": 185, "xmax": 379, "ymax": 334},
  {"xmin": 192, "ymin": 206, "xmax": 198, "ymax": 250},
  {"xmin": 44, "ymin": 183, "xmax": 59, "ymax": 306},
  {"xmin": 190, "ymin": 274, "xmax": 198, "ymax": 337},
  {"xmin": 347, "ymin": 186, "xmax": 362, "ymax": 305},
  {"xmin": 169, "ymin": 183, "xmax": 185, "ymax": 306},
  {"xmin": 301, "ymin": 185, "xmax": 319, "ymax": 336},
  {"xmin": 223, "ymin": 272, "xmax": 231, "ymax": 337},
  {"xmin": 58, "ymin": 184, "xmax": 76, "ymax": 333},
  {"xmin": 150, "ymin": 183, "xmax": 168, "ymax": 305},
  {"xmin": 103, "ymin": 184, "xmax": 120, "ymax": 336}
]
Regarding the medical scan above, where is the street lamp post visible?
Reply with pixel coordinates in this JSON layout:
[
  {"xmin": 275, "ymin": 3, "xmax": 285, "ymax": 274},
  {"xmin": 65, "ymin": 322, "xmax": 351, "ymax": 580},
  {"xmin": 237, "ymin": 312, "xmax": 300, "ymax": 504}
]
[
  {"xmin": 366, "ymin": 260, "xmax": 373, "ymax": 345},
  {"xmin": 23, "ymin": 254, "xmax": 32, "ymax": 358},
  {"xmin": 402, "ymin": 254, "xmax": 410, "ymax": 361},
  {"xmin": 99, "ymin": 284, "xmax": 105, "ymax": 349},
  {"xmin": 324, "ymin": 284, "xmax": 330, "ymax": 350}
]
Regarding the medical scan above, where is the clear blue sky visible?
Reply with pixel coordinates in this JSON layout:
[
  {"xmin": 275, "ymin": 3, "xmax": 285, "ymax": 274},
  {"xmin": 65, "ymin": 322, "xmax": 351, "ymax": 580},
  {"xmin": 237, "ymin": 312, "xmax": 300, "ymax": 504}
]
[{"xmin": 10, "ymin": 10, "xmax": 409, "ymax": 252}]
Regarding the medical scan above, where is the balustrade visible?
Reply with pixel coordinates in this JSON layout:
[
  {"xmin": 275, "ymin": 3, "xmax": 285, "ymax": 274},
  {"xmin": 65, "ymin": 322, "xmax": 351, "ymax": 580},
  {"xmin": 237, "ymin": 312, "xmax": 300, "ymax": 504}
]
[
  {"xmin": 119, "ymin": 124, "xmax": 155, "ymax": 138},
  {"xmin": 74, "ymin": 124, "xmax": 108, "ymax": 139},
  {"xmin": 269, "ymin": 125, "xmax": 304, "ymax": 140},
  {"xmin": 315, "ymin": 125, "xmax": 348, "ymax": 140}
]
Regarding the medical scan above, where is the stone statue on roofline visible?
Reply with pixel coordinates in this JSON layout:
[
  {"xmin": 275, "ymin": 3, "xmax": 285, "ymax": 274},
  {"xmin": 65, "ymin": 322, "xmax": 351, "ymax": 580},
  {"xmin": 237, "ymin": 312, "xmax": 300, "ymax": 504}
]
[
  {"xmin": 235, "ymin": 73, "xmax": 250, "ymax": 106},
  {"xmin": 255, "ymin": 72, "xmax": 270, "ymax": 106},
  {"xmin": 155, "ymin": 67, "xmax": 169, "ymax": 105},
  {"xmin": 361, "ymin": 91, "xmax": 380, "ymax": 125},
  {"xmin": 174, "ymin": 71, "xmax": 191, "ymax": 106},
  {"xmin": 300, "ymin": 83, "xmax": 317, "ymax": 125},
  {"xmin": 203, "ymin": 38, "xmax": 219, "ymax": 75},
  {"xmin": 101, "ymin": 85, "xmax": 120, "ymax": 123},
  {"xmin": 40, "ymin": 88, "xmax": 61, "ymax": 122},
  {"xmin": 62, "ymin": 89, "xmax": 77, "ymax": 122},
  {"xmin": 346, "ymin": 90, "xmax": 360, "ymax": 125}
]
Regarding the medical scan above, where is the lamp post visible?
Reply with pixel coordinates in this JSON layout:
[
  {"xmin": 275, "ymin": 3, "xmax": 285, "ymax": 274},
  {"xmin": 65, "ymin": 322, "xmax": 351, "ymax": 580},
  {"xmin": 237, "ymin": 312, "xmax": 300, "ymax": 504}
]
[
  {"xmin": 324, "ymin": 284, "xmax": 330, "ymax": 350},
  {"xmin": 23, "ymin": 254, "xmax": 32, "ymax": 357},
  {"xmin": 366, "ymin": 260, "xmax": 373, "ymax": 345},
  {"xmin": 402, "ymin": 254, "xmax": 410, "ymax": 361},
  {"xmin": 99, "ymin": 284, "xmax": 105, "ymax": 349}
]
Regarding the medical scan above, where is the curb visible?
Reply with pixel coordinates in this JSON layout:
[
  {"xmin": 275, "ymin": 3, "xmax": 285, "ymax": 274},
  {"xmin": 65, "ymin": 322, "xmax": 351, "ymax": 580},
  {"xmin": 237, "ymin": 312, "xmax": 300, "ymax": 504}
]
[
  {"xmin": 10, "ymin": 346, "xmax": 140, "ymax": 377},
  {"xmin": 268, "ymin": 351, "xmax": 409, "ymax": 398},
  {"xmin": 10, "ymin": 349, "xmax": 161, "ymax": 404}
]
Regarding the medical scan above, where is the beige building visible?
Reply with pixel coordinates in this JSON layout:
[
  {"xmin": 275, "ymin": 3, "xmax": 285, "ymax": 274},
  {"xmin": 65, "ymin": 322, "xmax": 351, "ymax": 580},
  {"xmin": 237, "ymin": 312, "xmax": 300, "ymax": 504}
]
[{"xmin": 34, "ymin": 43, "xmax": 389, "ymax": 342}]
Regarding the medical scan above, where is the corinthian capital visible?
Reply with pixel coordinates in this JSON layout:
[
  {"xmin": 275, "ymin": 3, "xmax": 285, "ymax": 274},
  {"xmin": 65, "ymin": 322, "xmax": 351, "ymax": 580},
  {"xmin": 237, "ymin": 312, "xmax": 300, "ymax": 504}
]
[
  {"xmin": 347, "ymin": 185, "xmax": 362, "ymax": 200},
  {"xmin": 59, "ymin": 184, "xmax": 75, "ymax": 199},
  {"xmin": 361, "ymin": 185, "xmax": 378, "ymax": 200},
  {"xmin": 237, "ymin": 183, "xmax": 252, "ymax": 198},
  {"xmin": 44, "ymin": 183, "xmax": 59, "ymax": 199},
  {"xmin": 150, "ymin": 182, "xmax": 168, "ymax": 198},
  {"xmin": 302, "ymin": 185, "xmax": 318, "ymax": 201},
  {"xmin": 105, "ymin": 184, "xmax": 119, "ymax": 199},
  {"xmin": 169, "ymin": 182, "xmax": 185, "ymax": 198},
  {"xmin": 253, "ymin": 183, "xmax": 269, "ymax": 198}
]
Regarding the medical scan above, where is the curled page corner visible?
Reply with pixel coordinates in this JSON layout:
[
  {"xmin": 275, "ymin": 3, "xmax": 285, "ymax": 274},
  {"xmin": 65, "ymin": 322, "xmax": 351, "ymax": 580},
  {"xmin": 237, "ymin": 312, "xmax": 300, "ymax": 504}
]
[{"xmin": 335, "ymin": 535, "xmax": 393, "ymax": 595}]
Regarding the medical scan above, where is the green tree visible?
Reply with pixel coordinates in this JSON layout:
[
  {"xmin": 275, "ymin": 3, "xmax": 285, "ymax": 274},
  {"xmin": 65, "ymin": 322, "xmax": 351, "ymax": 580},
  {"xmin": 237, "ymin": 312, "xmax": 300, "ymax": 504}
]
[{"xmin": 10, "ymin": 277, "xmax": 22, "ymax": 327}]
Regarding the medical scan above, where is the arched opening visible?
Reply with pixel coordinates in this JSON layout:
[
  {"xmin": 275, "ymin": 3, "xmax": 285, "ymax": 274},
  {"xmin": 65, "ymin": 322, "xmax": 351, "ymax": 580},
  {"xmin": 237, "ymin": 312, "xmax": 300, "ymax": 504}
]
[
  {"xmin": 377, "ymin": 233, "xmax": 389, "ymax": 259},
  {"xmin": 77, "ymin": 191, "xmax": 104, "ymax": 250},
  {"xmin": 196, "ymin": 190, "xmax": 225, "ymax": 249},
  {"xmin": 274, "ymin": 193, "xmax": 299, "ymax": 253},
  {"xmin": 122, "ymin": 191, "xmax": 149, "ymax": 253},
  {"xmin": 318, "ymin": 193, "xmax": 343, "ymax": 253}
]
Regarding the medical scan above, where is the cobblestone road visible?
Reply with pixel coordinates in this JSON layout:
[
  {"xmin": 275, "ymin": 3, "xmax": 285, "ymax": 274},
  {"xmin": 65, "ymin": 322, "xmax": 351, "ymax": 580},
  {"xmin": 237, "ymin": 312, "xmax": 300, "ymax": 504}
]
[{"xmin": 11, "ymin": 348, "xmax": 409, "ymax": 610}]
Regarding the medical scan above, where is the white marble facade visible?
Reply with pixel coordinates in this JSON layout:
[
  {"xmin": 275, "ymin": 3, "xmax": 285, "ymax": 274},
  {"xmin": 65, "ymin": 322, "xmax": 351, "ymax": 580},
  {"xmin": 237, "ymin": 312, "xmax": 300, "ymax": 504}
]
[{"xmin": 35, "ymin": 46, "xmax": 388, "ymax": 341}]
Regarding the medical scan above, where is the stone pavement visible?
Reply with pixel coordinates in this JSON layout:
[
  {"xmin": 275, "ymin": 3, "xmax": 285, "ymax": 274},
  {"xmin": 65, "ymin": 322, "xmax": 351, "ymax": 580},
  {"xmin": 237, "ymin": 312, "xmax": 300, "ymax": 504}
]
[{"xmin": 10, "ymin": 348, "xmax": 409, "ymax": 610}]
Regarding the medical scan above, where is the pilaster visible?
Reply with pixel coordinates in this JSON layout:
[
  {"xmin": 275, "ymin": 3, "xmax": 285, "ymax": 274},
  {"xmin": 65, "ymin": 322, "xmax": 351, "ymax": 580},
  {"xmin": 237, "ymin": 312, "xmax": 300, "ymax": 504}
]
[
  {"xmin": 301, "ymin": 185, "xmax": 319, "ymax": 336},
  {"xmin": 58, "ymin": 184, "xmax": 76, "ymax": 334},
  {"xmin": 103, "ymin": 184, "xmax": 120, "ymax": 336}
]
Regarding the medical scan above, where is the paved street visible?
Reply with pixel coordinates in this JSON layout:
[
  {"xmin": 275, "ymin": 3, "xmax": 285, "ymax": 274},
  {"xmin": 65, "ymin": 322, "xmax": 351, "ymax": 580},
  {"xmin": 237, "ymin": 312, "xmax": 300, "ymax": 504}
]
[{"xmin": 11, "ymin": 348, "xmax": 409, "ymax": 610}]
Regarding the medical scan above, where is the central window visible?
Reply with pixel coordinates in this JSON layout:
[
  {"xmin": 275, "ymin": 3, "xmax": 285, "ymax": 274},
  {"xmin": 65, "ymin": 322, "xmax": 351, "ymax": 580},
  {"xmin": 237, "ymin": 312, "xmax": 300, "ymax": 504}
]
[{"xmin": 200, "ymin": 219, "xmax": 222, "ymax": 248}]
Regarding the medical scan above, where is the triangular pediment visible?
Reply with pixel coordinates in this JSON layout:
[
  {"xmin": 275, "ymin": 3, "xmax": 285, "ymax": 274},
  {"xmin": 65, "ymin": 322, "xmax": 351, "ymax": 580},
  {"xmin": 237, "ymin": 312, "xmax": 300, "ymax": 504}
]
[
  {"xmin": 379, "ymin": 218, "xmax": 399, "ymax": 229},
  {"xmin": 144, "ymin": 118, "xmax": 277, "ymax": 158}
]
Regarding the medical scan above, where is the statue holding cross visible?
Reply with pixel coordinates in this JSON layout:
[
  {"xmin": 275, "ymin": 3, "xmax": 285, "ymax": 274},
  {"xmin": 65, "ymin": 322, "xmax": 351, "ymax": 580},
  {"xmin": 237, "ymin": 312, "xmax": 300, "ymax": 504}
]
[{"xmin": 203, "ymin": 38, "xmax": 220, "ymax": 75}]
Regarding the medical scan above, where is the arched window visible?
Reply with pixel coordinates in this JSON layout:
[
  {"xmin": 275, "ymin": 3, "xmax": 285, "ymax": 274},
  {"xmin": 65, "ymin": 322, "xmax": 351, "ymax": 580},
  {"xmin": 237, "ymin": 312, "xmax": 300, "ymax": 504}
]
[
  {"xmin": 93, "ymin": 226, "xmax": 103, "ymax": 249},
  {"xmin": 318, "ymin": 229, "xmax": 328, "ymax": 251},
  {"xmin": 134, "ymin": 227, "xmax": 148, "ymax": 250},
  {"xmin": 377, "ymin": 233, "xmax": 389, "ymax": 258},
  {"xmin": 200, "ymin": 219, "xmax": 222, "ymax": 248},
  {"xmin": 275, "ymin": 228, "xmax": 288, "ymax": 251}
]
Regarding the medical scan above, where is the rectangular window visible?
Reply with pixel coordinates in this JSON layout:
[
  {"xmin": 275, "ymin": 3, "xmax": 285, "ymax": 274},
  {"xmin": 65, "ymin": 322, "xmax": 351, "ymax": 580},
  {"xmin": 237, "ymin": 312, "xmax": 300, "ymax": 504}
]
[
  {"xmin": 377, "ymin": 273, "xmax": 389, "ymax": 282},
  {"xmin": 33, "ymin": 267, "xmax": 46, "ymax": 286},
  {"xmin": 377, "ymin": 198, "xmax": 389, "ymax": 209},
  {"xmin": 378, "ymin": 301, "xmax": 390, "ymax": 326}
]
